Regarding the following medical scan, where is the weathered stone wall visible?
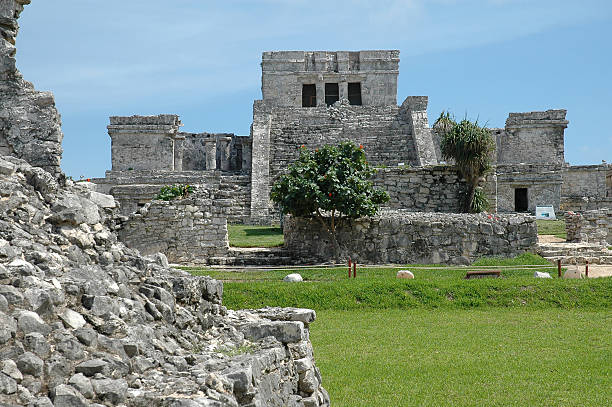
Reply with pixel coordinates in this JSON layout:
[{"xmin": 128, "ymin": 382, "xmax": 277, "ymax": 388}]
[
  {"xmin": 560, "ymin": 164, "xmax": 612, "ymax": 211},
  {"xmin": 108, "ymin": 115, "xmax": 182, "ymax": 171},
  {"xmin": 93, "ymin": 170, "xmax": 252, "ymax": 221},
  {"xmin": 566, "ymin": 209, "xmax": 612, "ymax": 245},
  {"xmin": 496, "ymin": 164, "xmax": 563, "ymax": 212},
  {"xmin": 267, "ymin": 103, "xmax": 418, "ymax": 180},
  {"xmin": 562, "ymin": 165, "xmax": 608, "ymax": 199},
  {"xmin": 117, "ymin": 193, "xmax": 230, "ymax": 264},
  {"xmin": 373, "ymin": 166, "xmax": 497, "ymax": 213},
  {"xmin": 261, "ymin": 50, "xmax": 399, "ymax": 107},
  {"xmin": 0, "ymin": 0, "xmax": 64, "ymax": 178},
  {"xmin": 284, "ymin": 210, "xmax": 537, "ymax": 264},
  {"xmin": 496, "ymin": 110, "xmax": 567, "ymax": 166}
]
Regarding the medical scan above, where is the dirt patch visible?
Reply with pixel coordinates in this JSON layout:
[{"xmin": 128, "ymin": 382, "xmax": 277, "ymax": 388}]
[
  {"xmin": 566, "ymin": 264, "xmax": 612, "ymax": 278},
  {"xmin": 538, "ymin": 235, "xmax": 565, "ymax": 243}
]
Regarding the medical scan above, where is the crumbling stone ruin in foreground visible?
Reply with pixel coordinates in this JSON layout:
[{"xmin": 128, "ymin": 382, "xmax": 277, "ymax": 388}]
[{"xmin": 0, "ymin": 1, "xmax": 330, "ymax": 406}]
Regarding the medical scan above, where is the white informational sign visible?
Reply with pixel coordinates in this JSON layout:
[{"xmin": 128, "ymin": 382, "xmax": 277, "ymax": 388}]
[{"xmin": 536, "ymin": 205, "xmax": 556, "ymax": 220}]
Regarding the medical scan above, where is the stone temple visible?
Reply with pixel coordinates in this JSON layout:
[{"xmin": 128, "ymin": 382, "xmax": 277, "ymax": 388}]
[{"xmin": 93, "ymin": 50, "xmax": 612, "ymax": 222}]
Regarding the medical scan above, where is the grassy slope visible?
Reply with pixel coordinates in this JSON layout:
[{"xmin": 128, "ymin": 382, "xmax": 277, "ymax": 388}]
[
  {"xmin": 536, "ymin": 219, "xmax": 566, "ymax": 239},
  {"xmin": 227, "ymin": 224, "xmax": 283, "ymax": 248},
  {"xmin": 312, "ymin": 309, "xmax": 611, "ymax": 407},
  {"xmin": 187, "ymin": 254, "xmax": 611, "ymax": 310}
]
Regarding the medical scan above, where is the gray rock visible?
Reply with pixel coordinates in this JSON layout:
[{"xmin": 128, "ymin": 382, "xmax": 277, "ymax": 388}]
[
  {"xmin": 28, "ymin": 396, "xmax": 54, "ymax": 407},
  {"xmin": 68, "ymin": 373, "xmax": 94, "ymax": 399},
  {"xmin": 2, "ymin": 359, "xmax": 22, "ymax": 382},
  {"xmin": 0, "ymin": 285, "xmax": 24, "ymax": 305},
  {"xmin": 283, "ymin": 273, "xmax": 303, "ymax": 282},
  {"xmin": 0, "ymin": 294, "xmax": 8, "ymax": 312},
  {"xmin": 23, "ymin": 333, "xmax": 50, "ymax": 358},
  {"xmin": 0, "ymin": 372, "xmax": 18, "ymax": 395},
  {"xmin": 87, "ymin": 191, "xmax": 116, "ymax": 209},
  {"xmin": 8, "ymin": 259, "xmax": 41, "ymax": 278},
  {"xmin": 75, "ymin": 359, "xmax": 108, "ymax": 377},
  {"xmin": 16, "ymin": 352, "xmax": 44, "ymax": 377},
  {"xmin": 534, "ymin": 271, "xmax": 552, "ymax": 279},
  {"xmin": 17, "ymin": 310, "xmax": 50, "ymax": 336},
  {"xmin": 238, "ymin": 321, "xmax": 304, "ymax": 344},
  {"xmin": 0, "ymin": 312, "xmax": 17, "ymax": 344},
  {"xmin": 59, "ymin": 309, "xmax": 86, "ymax": 329},
  {"xmin": 51, "ymin": 384, "xmax": 87, "ymax": 407},
  {"xmin": 91, "ymin": 378, "xmax": 128, "ymax": 404},
  {"xmin": 74, "ymin": 327, "xmax": 97, "ymax": 347}
]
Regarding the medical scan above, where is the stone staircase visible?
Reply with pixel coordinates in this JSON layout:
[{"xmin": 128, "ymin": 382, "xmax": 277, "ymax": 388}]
[
  {"xmin": 536, "ymin": 242, "xmax": 612, "ymax": 264},
  {"xmin": 208, "ymin": 247, "xmax": 297, "ymax": 266}
]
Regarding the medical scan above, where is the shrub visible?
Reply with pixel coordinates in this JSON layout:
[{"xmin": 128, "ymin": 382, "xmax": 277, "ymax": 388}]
[{"xmin": 155, "ymin": 184, "xmax": 194, "ymax": 201}]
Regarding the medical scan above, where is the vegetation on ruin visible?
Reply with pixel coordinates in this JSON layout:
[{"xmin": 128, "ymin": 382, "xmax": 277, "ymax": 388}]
[
  {"xmin": 155, "ymin": 184, "xmax": 194, "ymax": 201},
  {"xmin": 187, "ymin": 254, "xmax": 612, "ymax": 406},
  {"xmin": 536, "ymin": 219, "xmax": 567, "ymax": 239},
  {"xmin": 227, "ymin": 224, "xmax": 284, "ymax": 247},
  {"xmin": 434, "ymin": 112, "xmax": 495, "ymax": 213},
  {"xmin": 270, "ymin": 141, "xmax": 389, "ymax": 258}
]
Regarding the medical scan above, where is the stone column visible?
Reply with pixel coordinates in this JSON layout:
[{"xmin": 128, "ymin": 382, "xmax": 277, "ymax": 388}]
[
  {"xmin": 339, "ymin": 80, "xmax": 348, "ymax": 102},
  {"xmin": 173, "ymin": 134, "xmax": 185, "ymax": 171},
  {"xmin": 204, "ymin": 136, "xmax": 217, "ymax": 170},
  {"xmin": 241, "ymin": 137, "xmax": 252, "ymax": 173},
  {"xmin": 316, "ymin": 81, "xmax": 325, "ymax": 107},
  {"xmin": 218, "ymin": 137, "xmax": 232, "ymax": 171}
]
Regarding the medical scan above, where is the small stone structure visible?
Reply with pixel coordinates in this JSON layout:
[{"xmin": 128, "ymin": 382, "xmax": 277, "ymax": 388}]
[
  {"xmin": 118, "ymin": 191, "xmax": 231, "ymax": 263},
  {"xmin": 284, "ymin": 210, "xmax": 537, "ymax": 265},
  {"xmin": 566, "ymin": 209, "xmax": 612, "ymax": 246},
  {"xmin": 561, "ymin": 164, "xmax": 612, "ymax": 211}
]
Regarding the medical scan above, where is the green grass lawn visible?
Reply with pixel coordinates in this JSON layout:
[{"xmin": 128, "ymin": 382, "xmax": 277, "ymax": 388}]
[
  {"xmin": 536, "ymin": 219, "xmax": 566, "ymax": 239},
  {"xmin": 312, "ymin": 309, "xmax": 611, "ymax": 407},
  {"xmin": 227, "ymin": 224, "xmax": 283, "ymax": 247},
  {"xmin": 187, "ymin": 253, "xmax": 612, "ymax": 406}
]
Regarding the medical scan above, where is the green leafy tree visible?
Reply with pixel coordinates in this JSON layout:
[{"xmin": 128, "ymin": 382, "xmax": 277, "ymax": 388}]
[
  {"xmin": 271, "ymin": 141, "xmax": 389, "ymax": 257},
  {"xmin": 434, "ymin": 112, "xmax": 494, "ymax": 213}
]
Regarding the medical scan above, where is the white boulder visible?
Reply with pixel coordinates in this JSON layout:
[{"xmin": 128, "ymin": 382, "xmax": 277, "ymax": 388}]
[
  {"xmin": 283, "ymin": 273, "xmax": 303, "ymax": 283},
  {"xmin": 534, "ymin": 271, "xmax": 552, "ymax": 279},
  {"xmin": 396, "ymin": 270, "xmax": 415, "ymax": 279}
]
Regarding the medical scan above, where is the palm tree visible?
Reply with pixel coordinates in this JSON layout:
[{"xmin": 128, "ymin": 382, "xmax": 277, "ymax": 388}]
[{"xmin": 434, "ymin": 112, "xmax": 494, "ymax": 213}]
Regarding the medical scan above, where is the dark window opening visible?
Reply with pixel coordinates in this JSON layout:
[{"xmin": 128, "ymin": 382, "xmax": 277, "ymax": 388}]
[
  {"xmin": 302, "ymin": 84, "xmax": 317, "ymax": 107},
  {"xmin": 325, "ymin": 83, "xmax": 339, "ymax": 106},
  {"xmin": 348, "ymin": 82, "xmax": 362, "ymax": 105},
  {"xmin": 514, "ymin": 188, "xmax": 528, "ymax": 212}
]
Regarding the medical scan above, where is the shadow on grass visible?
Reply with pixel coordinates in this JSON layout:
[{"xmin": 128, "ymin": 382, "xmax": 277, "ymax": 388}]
[{"xmin": 243, "ymin": 227, "xmax": 282, "ymax": 236}]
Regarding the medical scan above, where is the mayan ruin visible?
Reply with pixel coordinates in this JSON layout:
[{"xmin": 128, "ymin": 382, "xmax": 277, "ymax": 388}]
[{"xmin": 1, "ymin": 1, "xmax": 611, "ymax": 406}]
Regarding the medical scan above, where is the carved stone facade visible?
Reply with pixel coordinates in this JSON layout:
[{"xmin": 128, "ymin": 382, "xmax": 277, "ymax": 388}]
[{"xmin": 93, "ymin": 51, "xmax": 610, "ymax": 222}]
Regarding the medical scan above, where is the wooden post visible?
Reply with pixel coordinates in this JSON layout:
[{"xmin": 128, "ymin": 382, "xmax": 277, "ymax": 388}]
[
  {"xmin": 557, "ymin": 259, "xmax": 562, "ymax": 278},
  {"xmin": 353, "ymin": 262, "xmax": 356, "ymax": 278},
  {"xmin": 585, "ymin": 260, "xmax": 589, "ymax": 278},
  {"xmin": 348, "ymin": 258, "xmax": 352, "ymax": 278}
]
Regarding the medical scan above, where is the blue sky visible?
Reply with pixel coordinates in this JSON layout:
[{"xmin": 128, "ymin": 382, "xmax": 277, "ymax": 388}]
[{"xmin": 16, "ymin": 0, "xmax": 612, "ymax": 178}]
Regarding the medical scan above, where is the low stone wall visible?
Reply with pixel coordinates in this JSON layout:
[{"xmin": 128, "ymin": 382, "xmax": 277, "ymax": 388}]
[
  {"xmin": 560, "ymin": 197, "xmax": 612, "ymax": 212},
  {"xmin": 566, "ymin": 209, "xmax": 612, "ymax": 245},
  {"xmin": 285, "ymin": 210, "xmax": 537, "ymax": 264},
  {"xmin": 373, "ymin": 166, "xmax": 497, "ymax": 213},
  {"xmin": 118, "ymin": 193, "xmax": 230, "ymax": 264},
  {"xmin": 94, "ymin": 170, "xmax": 252, "ymax": 222}
]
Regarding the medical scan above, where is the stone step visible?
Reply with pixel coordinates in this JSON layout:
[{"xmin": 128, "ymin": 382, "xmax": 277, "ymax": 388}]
[
  {"xmin": 208, "ymin": 247, "xmax": 296, "ymax": 266},
  {"xmin": 540, "ymin": 255, "xmax": 612, "ymax": 265}
]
